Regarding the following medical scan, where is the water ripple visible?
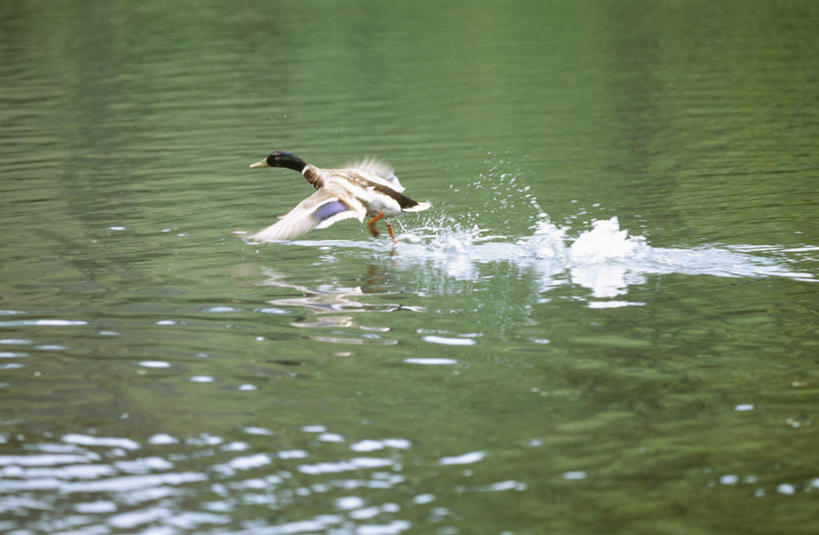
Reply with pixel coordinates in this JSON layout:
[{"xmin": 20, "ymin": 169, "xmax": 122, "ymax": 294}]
[
  {"xmin": 0, "ymin": 428, "xmax": 429, "ymax": 532},
  {"xmin": 62, "ymin": 434, "xmax": 140, "ymax": 451},
  {"xmin": 0, "ymin": 319, "xmax": 87, "ymax": 327},
  {"xmin": 421, "ymin": 335, "xmax": 477, "ymax": 346},
  {"xmin": 438, "ymin": 451, "xmax": 487, "ymax": 466}
]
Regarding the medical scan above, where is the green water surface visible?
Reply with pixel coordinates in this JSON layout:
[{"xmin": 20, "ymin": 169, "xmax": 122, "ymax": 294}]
[{"xmin": 1, "ymin": 1, "xmax": 818, "ymax": 534}]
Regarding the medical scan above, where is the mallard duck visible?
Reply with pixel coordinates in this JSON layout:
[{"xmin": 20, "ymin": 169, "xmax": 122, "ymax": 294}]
[{"xmin": 248, "ymin": 151, "xmax": 430, "ymax": 242}]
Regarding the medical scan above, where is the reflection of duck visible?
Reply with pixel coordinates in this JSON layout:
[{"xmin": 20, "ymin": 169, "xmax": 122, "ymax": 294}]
[
  {"xmin": 257, "ymin": 266, "xmax": 410, "ymax": 348},
  {"xmin": 249, "ymin": 151, "xmax": 430, "ymax": 242},
  {"xmin": 258, "ymin": 266, "xmax": 401, "ymax": 315}
]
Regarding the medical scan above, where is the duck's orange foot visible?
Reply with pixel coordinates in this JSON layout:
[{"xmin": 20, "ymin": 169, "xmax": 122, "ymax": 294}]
[
  {"xmin": 385, "ymin": 221, "xmax": 397, "ymax": 244},
  {"xmin": 367, "ymin": 211, "xmax": 385, "ymax": 237}
]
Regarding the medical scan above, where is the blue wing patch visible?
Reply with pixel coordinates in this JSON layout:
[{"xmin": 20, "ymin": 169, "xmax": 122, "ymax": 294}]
[{"xmin": 312, "ymin": 200, "xmax": 349, "ymax": 222}]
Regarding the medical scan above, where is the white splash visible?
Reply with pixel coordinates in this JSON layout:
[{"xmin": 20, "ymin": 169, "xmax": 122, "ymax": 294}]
[
  {"xmin": 386, "ymin": 216, "xmax": 814, "ymax": 300},
  {"xmin": 258, "ymin": 213, "xmax": 815, "ymax": 303}
]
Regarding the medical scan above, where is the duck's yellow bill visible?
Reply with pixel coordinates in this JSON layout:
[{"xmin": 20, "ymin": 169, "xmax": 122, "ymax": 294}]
[{"xmin": 249, "ymin": 159, "xmax": 270, "ymax": 168}]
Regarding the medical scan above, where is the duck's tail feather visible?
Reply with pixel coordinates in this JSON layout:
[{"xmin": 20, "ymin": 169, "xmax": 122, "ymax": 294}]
[{"xmin": 402, "ymin": 201, "xmax": 431, "ymax": 213}]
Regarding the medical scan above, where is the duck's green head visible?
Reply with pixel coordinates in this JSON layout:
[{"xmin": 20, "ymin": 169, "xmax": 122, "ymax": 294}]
[{"xmin": 249, "ymin": 150, "xmax": 307, "ymax": 172}]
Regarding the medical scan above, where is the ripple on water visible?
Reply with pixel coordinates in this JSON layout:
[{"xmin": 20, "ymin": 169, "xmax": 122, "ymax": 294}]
[
  {"xmin": 148, "ymin": 434, "xmax": 179, "ymax": 445},
  {"xmin": 40, "ymin": 428, "xmax": 419, "ymax": 532},
  {"xmin": 403, "ymin": 358, "xmax": 457, "ymax": 365},
  {"xmin": 9, "ymin": 423, "xmax": 811, "ymax": 534},
  {"xmin": 189, "ymin": 376, "xmax": 214, "ymax": 383},
  {"xmin": 204, "ymin": 306, "xmax": 241, "ymax": 313},
  {"xmin": 298, "ymin": 457, "xmax": 395, "ymax": 475},
  {"xmin": 421, "ymin": 335, "xmax": 477, "ymax": 346},
  {"xmin": 0, "ymin": 424, "xmax": 615, "ymax": 532},
  {"xmin": 215, "ymin": 453, "xmax": 272, "ymax": 473},
  {"xmin": 242, "ymin": 426, "xmax": 273, "ymax": 436},
  {"xmin": 138, "ymin": 361, "xmax": 171, "ymax": 368},
  {"xmin": 0, "ymin": 319, "xmax": 87, "ymax": 327},
  {"xmin": 97, "ymin": 330, "xmax": 119, "ymax": 336},
  {"xmin": 62, "ymin": 434, "xmax": 140, "ymax": 451},
  {"xmin": 0, "ymin": 427, "xmax": 418, "ymax": 529},
  {"xmin": 255, "ymin": 307, "xmax": 292, "ymax": 315},
  {"xmin": 587, "ymin": 300, "xmax": 645, "ymax": 309},
  {"xmin": 74, "ymin": 500, "xmax": 118, "ymax": 514},
  {"xmin": 336, "ymin": 496, "xmax": 365, "ymax": 510},
  {"xmin": 438, "ymin": 451, "xmax": 486, "ymax": 466},
  {"xmin": 351, "ymin": 439, "xmax": 412, "ymax": 452},
  {"xmin": 0, "ymin": 352, "xmax": 28, "ymax": 358},
  {"xmin": 278, "ymin": 449, "xmax": 309, "ymax": 459},
  {"xmin": 484, "ymin": 480, "xmax": 528, "ymax": 492}
]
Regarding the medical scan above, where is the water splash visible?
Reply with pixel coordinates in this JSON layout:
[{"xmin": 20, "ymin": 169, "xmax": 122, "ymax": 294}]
[
  {"xmin": 395, "ymin": 216, "xmax": 815, "ymax": 299},
  {"xmin": 270, "ymin": 214, "xmax": 815, "ymax": 304}
]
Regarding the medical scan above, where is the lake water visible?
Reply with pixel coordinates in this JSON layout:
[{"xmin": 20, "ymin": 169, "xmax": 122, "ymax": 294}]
[{"xmin": 1, "ymin": 1, "xmax": 818, "ymax": 534}]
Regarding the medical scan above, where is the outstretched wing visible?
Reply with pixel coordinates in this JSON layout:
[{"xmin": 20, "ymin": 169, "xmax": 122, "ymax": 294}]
[
  {"xmin": 252, "ymin": 188, "xmax": 365, "ymax": 242},
  {"xmin": 345, "ymin": 157, "xmax": 404, "ymax": 191}
]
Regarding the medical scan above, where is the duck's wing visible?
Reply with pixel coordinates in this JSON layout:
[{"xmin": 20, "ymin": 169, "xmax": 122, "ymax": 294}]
[
  {"xmin": 346, "ymin": 158, "xmax": 396, "ymax": 180},
  {"xmin": 252, "ymin": 187, "xmax": 366, "ymax": 242},
  {"xmin": 345, "ymin": 158, "xmax": 404, "ymax": 191}
]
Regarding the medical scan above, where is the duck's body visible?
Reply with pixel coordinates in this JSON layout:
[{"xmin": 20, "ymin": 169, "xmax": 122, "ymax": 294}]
[{"xmin": 248, "ymin": 151, "xmax": 430, "ymax": 242}]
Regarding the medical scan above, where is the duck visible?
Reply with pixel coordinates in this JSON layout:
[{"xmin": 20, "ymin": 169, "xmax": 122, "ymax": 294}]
[{"xmin": 248, "ymin": 151, "xmax": 430, "ymax": 243}]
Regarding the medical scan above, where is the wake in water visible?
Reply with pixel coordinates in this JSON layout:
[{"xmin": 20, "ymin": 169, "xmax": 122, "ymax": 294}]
[
  {"xmin": 395, "ymin": 216, "xmax": 815, "ymax": 301},
  {"xmin": 262, "ymin": 214, "xmax": 815, "ymax": 305}
]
